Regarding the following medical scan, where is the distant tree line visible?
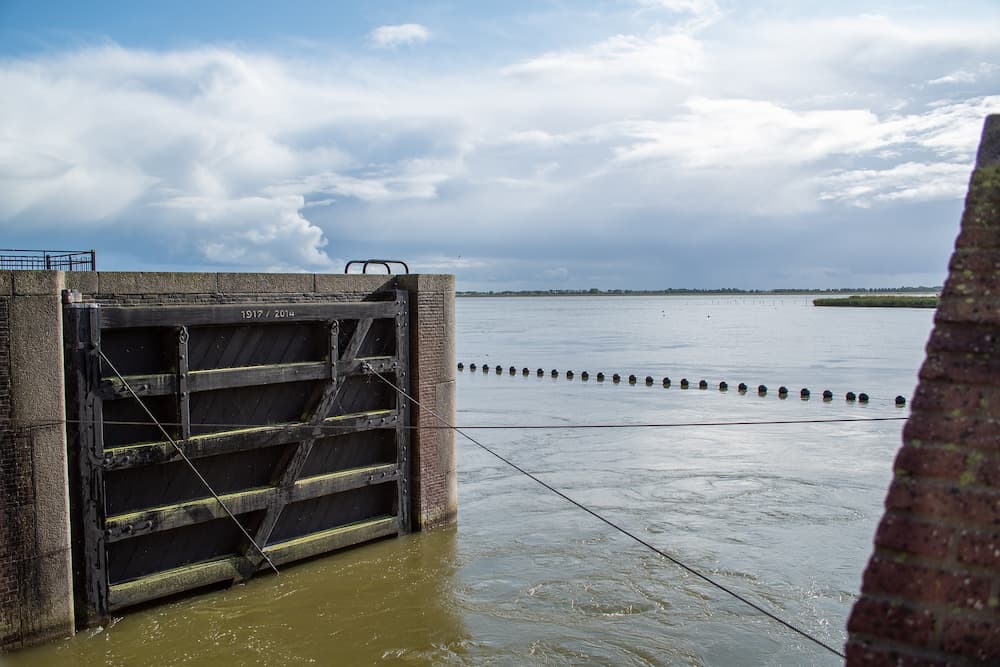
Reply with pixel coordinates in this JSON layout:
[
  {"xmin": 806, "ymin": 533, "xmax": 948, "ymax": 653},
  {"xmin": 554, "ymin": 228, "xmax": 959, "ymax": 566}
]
[{"xmin": 456, "ymin": 287, "xmax": 942, "ymax": 297}]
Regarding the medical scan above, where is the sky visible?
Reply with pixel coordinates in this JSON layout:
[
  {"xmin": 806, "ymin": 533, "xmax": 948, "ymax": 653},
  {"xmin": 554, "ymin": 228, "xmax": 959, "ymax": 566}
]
[{"xmin": 1, "ymin": 1, "xmax": 998, "ymax": 290}]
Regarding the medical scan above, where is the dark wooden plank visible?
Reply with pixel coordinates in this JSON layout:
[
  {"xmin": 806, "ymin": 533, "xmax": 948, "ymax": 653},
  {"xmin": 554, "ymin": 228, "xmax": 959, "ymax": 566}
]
[
  {"xmin": 97, "ymin": 358, "xmax": 396, "ymax": 400},
  {"xmin": 107, "ymin": 557, "xmax": 244, "ymax": 611},
  {"xmin": 189, "ymin": 362, "xmax": 330, "ymax": 392},
  {"xmin": 101, "ymin": 414, "xmax": 398, "ymax": 469},
  {"xmin": 98, "ymin": 373, "xmax": 175, "ymax": 400},
  {"xmin": 100, "ymin": 302, "xmax": 401, "ymax": 329},
  {"xmin": 264, "ymin": 516, "xmax": 398, "ymax": 566},
  {"xmin": 106, "ymin": 515, "xmax": 398, "ymax": 611},
  {"xmin": 103, "ymin": 464, "xmax": 400, "ymax": 542}
]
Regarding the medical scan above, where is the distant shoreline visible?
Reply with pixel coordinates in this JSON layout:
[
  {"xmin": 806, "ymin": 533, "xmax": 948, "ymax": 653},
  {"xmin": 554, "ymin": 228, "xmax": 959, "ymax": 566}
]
[{"xmin": 457, "ymin": 287, "xmax": 942, "ymax": 298}]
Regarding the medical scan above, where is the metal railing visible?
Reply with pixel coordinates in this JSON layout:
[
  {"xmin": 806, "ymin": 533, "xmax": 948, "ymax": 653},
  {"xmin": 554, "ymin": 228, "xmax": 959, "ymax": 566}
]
[{"xmin": 0, "ymin": 249, "xmax": 96, "ymax": 271}]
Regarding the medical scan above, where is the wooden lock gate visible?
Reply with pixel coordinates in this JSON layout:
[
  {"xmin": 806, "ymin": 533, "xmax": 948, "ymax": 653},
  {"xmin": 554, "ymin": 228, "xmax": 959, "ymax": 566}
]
[{"xmin": 63, "ymin": 293, "xmax": 411, "ymax": 624}]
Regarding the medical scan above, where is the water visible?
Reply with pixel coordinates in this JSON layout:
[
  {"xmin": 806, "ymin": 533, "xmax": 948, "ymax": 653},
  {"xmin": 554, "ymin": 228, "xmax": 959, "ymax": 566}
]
[{"xmin": 8, "ymin": 296, "xmax": 935, "ymax": 666}]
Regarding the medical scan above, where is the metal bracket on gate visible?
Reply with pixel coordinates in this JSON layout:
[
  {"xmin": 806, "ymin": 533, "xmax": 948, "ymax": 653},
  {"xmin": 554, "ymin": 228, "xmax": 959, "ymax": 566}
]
[{"xmin": 344, "ymin": 259, "xmax": 410, "ymax": 274}]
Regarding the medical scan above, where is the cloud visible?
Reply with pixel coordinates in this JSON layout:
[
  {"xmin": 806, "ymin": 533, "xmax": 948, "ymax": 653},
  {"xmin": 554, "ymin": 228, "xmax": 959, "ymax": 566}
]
[
  {"xmin": 926, "ymin": 62, "xmax": 999, "ymax": 86},
  {"xmin": 0, "ymin": 5, "xmax": 998, "ymax": 287},
  {"xmin": 502, "ymin": 33, "xmax": 704, "ymax": 83},
  {"xmin": 368, "ymin": 24, "xmax": 430, "ymax": 49},
  {"xmin": 818, "ymin": 162, "xmax": 973, "ymax": 207}
]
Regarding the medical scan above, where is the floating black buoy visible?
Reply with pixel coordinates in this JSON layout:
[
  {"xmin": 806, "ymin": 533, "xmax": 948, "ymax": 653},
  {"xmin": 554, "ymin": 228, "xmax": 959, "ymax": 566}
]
[
  {"xmin": 822, "ymin": 389, "xmax": 833, "ymax": 401},
  {"xmin": 680, "ymin": 378, "xmax": 690, "ymax": 389},
  {"xmin": 509, "ymin": 366, "xmax": 517, "ymax": 375},
  {"xmin": 612, "ymin": 373, "xmax": 621, "ymax": 383},
  {"xmin": 597, "ymin": 372, "xmax": 606, "ymax": 381},
  {"xmin": 458, "ymin": 362, "xmax": 464, "ymax": 370},
  {"xmin": 581, "ymin": 371, "xmax": 589, "ymax": 380},
  {"xmin": 699, "ymin": 380, "xmax": 708, "ymax": 389},
  {"xmin": 895, "ymin": 395, "xmax": 906, "ymax": 406},
  {"xmin": 846, "ymin": 391, "xmax": 856, "ymax": 402},
  {"xmin": 482, "ymin": 364, "xmax": 489, "ymax": 373},
  {"xmin": 663, "ymin": 377, "xmax": 671, "ymax": 387},
  {"xmin": 757, "ymin": 384, "xmax": 767, "ymax": 395},
  {"xmin": 495, "ymin": 365, "xmax": 502, "ymax": 374},
  {"xmin": 738, "ymin": 382, "xmax": 748, "ymax": 392},
  {"xmin": 859, "ymin": 392, "xmax": 869, "ymax": 403},
  {"xmin": 522, "ymin": 367, "xmax": 530, "ymax": 376},
  {"xmin": 778, "ymin": 386, "xmax": 788, "ymax": 396},
  {"xmin": 719, "ymin": 381, "xmax": 728, "ymax": 391},
  {"xmin": 537, "ymin": 368, "xmax": 544, "ymax": 376},
  {"xmin": 800, "ymin": 388, "xmax": 810, "ymax": 399},
  {"xmin": 470, "ymin": 363, "xmax": 477, "ymax": 371},
  {"xmin": 645, "ymin": 376, "xmax": 654, "ymax": 386},
  {"xmin": 566, "ymin": 370, "xmax": 574, "ymax": 379},
  {"xmin": 628, "ymin": 374, "xmax": 637, "ymax": 384},
  {"xmin": 551, "ymin": 369, "xmax": 559, "ymax": 377}
]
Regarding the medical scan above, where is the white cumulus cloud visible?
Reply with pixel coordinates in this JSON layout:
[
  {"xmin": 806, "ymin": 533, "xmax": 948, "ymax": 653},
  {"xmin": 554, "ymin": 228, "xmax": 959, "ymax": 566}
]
[{"xmin": 368, "ymin": 24, "xmax": 431, "ymax": 49}]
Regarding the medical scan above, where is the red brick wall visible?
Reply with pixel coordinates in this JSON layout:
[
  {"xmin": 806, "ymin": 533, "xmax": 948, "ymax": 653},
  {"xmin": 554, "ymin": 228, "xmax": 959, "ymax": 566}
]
[
  {"xmin": 398, "ymin": 275, "xmax": 457, "ymax": 529},
  {"xmin": 846, "ymin": 115, "xmax": 1000, "ymax": 665}
]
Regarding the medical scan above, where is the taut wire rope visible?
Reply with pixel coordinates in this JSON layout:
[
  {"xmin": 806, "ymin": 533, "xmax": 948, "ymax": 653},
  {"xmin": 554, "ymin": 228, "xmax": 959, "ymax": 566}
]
[
  {"xmin": 33, "ymin": 415, "xmax": 906, "ymax": 432},
  {"xmin": 363, "ymin": 362, "xmax": 847, "ymax": 660}
]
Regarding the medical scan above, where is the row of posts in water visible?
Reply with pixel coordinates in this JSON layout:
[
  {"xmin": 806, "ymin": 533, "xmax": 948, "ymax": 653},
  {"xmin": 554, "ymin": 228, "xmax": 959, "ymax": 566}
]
[{"xmin": 457, "ymin": 362, "xmax": 907, "ymax": 406}]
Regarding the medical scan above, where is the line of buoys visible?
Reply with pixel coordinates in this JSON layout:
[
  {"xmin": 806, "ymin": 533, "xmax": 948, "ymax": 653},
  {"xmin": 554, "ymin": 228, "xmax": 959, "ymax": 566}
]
[{"xmin": 456, "ymin": 363, "xmax": 902, "ymax": 405}]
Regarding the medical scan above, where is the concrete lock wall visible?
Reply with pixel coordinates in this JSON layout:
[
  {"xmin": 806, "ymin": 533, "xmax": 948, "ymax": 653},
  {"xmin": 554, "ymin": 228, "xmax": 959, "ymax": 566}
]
[{"xmin": 0, "ymin": 271, "xmax": 456, "ymax": 651}]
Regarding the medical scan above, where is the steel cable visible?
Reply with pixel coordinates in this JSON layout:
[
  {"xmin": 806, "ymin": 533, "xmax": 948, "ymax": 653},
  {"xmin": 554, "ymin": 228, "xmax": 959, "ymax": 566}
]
[{"xmin": 364, "ymin": 362, "xmax": 848, "ymax": 660}]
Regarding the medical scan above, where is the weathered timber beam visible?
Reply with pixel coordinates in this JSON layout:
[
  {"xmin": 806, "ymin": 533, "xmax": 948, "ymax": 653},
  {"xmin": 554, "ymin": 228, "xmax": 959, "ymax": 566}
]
[
  {"xmin": 101, "ymin": 411, "xmax": 398, "ymax": 469},
  {"xmin": 104, "ymin": 463, "xmax": 401, "ymax": 542},
  {"xmin": 107, "ymin": 557, "xmax": 244, "ymax": 611},
  {"xmin": 99, "ymin": 302, "xmax": 401, "ymax": 329},
  {"xmin": 97, "ymin": 357, "xmax": 397, "ymax": 400},
  {"xmin": 264, "ymin": 516, "xmax": 398, "ymax": 566},
  {"xmin": 106, "ymin": 516, "xmax": 399, "ymax": 611}
]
